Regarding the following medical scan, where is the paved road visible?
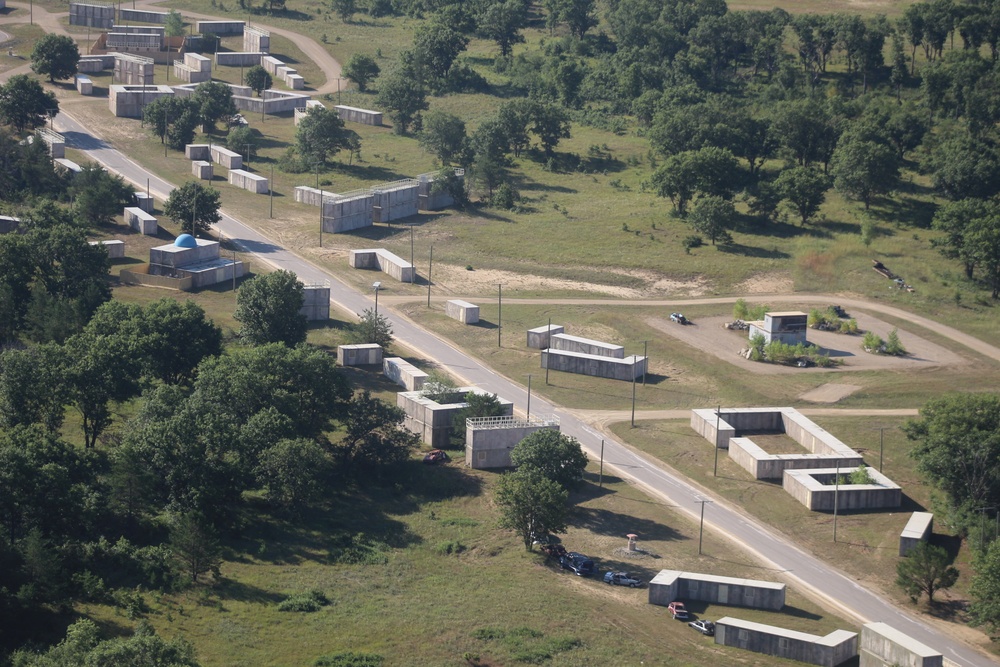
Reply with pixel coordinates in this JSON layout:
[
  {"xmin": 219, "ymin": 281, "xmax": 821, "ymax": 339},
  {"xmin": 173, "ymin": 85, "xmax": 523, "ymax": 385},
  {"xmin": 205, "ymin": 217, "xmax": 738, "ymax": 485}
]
[{"xmin": 51, "ymin": 106, "xmax": 995, "ymax": 666}]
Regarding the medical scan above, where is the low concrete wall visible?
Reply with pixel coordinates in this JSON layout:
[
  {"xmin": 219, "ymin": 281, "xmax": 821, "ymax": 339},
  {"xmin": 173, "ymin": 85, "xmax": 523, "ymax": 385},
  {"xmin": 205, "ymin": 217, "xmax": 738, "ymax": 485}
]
[
  {"xmin": 648, "ymin": 570, "xmax": 786, "ymax": 611},
  {"xmin": 715, "ymin": 617, "xmax": 857, "ymax": 667},
  {"xmin": 783, "ymin": 468, "xmax": 902, "ymax": 511},
  {"xmin": 185, "ymin": 144, "xmax": 211, "ymax": 160},
  {"xmin": 300, "ymin": 284, "xmax": 329, "ymax": 321},
  {"xmin": 75, "ymin": 75, "xmax": 93, "ymax": 95},
  {"xmin": 466, "ymin": 416, "xmax": 560, "ymax": 469},
  {"xmin": 134, "ymin": 192, "xmax": 154, "ymax": 213},
  {"xmin": 337, "ymin": 343, "xmax": 383, "ymax": 367},
  {"xmin": 728, "ymin": 437, "xmax": 863, "ymax": 481},
  {"xmin": 322, "ymin": 191, "xmax": 374, "ymax": 233},
  {"xmin": 334, "ymin": 104, "xmax": 382, "ymax": 126},
  {"xmin": 89, "ymin": 239, "xmax": 125, "ymax": 258},
  {"xmin": 527, "ymin": 324, "xmax": 564, "ymax": 349},
  {"xmin": 192, "ymin": 160, "xmax": 213, "ymax": 180},
  {"xmin": 184, "ymin": 52, "xmax": 212, "ymax": 72},
  {"xmin": 196, "ymin": 20, "xmax": 245, "ymax": 35},
  {"xmin": 286, "ymin": 74, "xmax": 304, "ymax": 89},
  {"xmin": 77, "ymin": 58, "xmax": 107, "ymax": 73},
  {"xmin": 120, "ymin": 265, "xmax": 193, "ymax": 291},
  {"xmin": 69, "ymin": 2, "xmax": 115, "ymax": 28},
  {"xmin": 446, "ymin": 300, "xmax": 479, "ymax": 324},
  {"xmin": 690, "ymin": 408, "xmax": 737, "ymax": 449},
  {"xmin": 36, "ymin": 129, "xmax": 65, "ymax": 159},
  {"xmin": 211, "ymin": 145, "xmax": 243, "ymax": 170},
  {"xmin": 372, "ymin": 181, "xmax": 419, "ymax": 223},
  {"xmin": 348, "ymin": 248, "xmax": 415, "ymax": 283},
  {"xmin": 859, "ymin": 622, "xmax": 942, "ymax": 667},
  {"xmin": 228, "ymin": 168, "xmax": 268, "ymax": 194},
  {"xmin": 173, "ymin": 61, "xmax": 211, "ymax": 84},
  {"xmin": 243, "ymin": 26, "xmax": 269, "ymax": 53},
  {"xmin": 215, "ymin": 51, "xmax": 263, "ymax": 67},
  {"xmin": 294, "ymin": 185, "xmax": 324, "ymax": 206},
  {"xmin": 54, "ymin": 158, "xmax": 82, "ymax": 176},
  {"xmin": 689, "ymin": 407, "xmax": 860, "ymax": 459},
  {"xmin": 398, "ymin": 387, "xmax": 514, "ymax": 448},
  {"xmin": 541, "ymin": 349, "xmax": 646, "ymax": 381},
  {"xmin": 124, "ymin": 207, "xmax": 157, "ymax": 235},
  {"xmin": 383, "ymin": 357, "xmax": 428, "ymax": 391},
  {"xmin": 119, "ymin": 8, "xmax": 169, "ymax": 23},
  {"xmin": 550, "ymin": 332, "xmax": 624, "ymax": 358},
  {"xmin": 900, "ymin": 512, "xmax": 933, "ymax": 557}
]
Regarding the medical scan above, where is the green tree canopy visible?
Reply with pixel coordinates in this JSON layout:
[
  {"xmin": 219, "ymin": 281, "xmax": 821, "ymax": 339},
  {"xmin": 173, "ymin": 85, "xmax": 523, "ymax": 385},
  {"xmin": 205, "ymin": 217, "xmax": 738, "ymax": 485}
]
[
  {"xmin": 336, "ymin": 390, "xmax": 419, "ymax": 468},
  {"xmin": 256, "ymin": 437, "xmax": 330, "ymax": 510},
  {"xmin": 510, "ymin": 429, "xmax": 589, "ymax": 490},
  {"xmin": 774, "ymin": 166, "xmax": 829, "ymax": 225},
  {"xmin": 234, "ymin": 270, "xmax": 308, "ymax": 347},
  {"xmin": 0, "ymin": 74, "xmax": 58, "ymax": 134},
  {"xmin": 143, "ymin": 96, "xmax": 199, "ymax": 150},
  {"xmin": 495, "ymin": 467, "xmax": 569, "ymax": 551},
  {"xmin": 896, "ymin": 541, "xmax": 959, "ymax": 603},
  {"xmin": 970, "ymin": 538, "xmax": 1000, "ymax": 638},
  {"xmin": 295, "ymin": 105, "xmax": 353, "ymax": 167},
  {"xmin": 244, "ymin": 65, "xmax": 273, "ymax": 96},
  {"xmin": 348, "ymin": 308, "xmax": 394, "ymax": 349},
  {"xmin": 342, "ymin": 53, "xmax": 381, "ymax": 92},
  {"xmin": 164, "ymin": 9, "xmax": 185, "ymax": 37},
  {"xmin": 30, "ymin": 34, "xmax": 79, "ymax": 83},
  {"xmin": 70, "ymin": 163, "xmax": 134, "ymax": 227},
  {"xmin": 478, "ymin": 0, "xmax": 529, "ymax": 58},
  {"xmin": 419, "ymin": 110, "xmax": 466, "ymax": 164},
  {"xmin": 830, "ymin": 136, "xmax": 899, "ymax": 210},
  {"xmin": 163, "ymin": 181, "xmax": 222, "ymax": 236},
  {"xmin": 687, "ymin": 194, "xmax": 736, "ymax": 246},
  {"xmin": 191, "ymin": 81, "xmax": 236, "ymax": 134},
  {"xmin": 375, "ymin": 60, "xmax": 430, "ymax": 135}
]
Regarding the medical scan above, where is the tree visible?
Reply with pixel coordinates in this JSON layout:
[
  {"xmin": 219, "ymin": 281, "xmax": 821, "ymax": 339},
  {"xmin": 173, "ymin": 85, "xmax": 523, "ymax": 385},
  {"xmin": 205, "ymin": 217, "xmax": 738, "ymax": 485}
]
[
  {"xmin": 30, "ymin": 34, "xmax": 78, "ymax": 83},
  {"xmin": 234, "ymin": 270, "xmax": 307, "ymax": 346},
  {"xmin": 648, "ymin": 147, "xmax": 740, "ymax": 216},
  {"xmin": 530, "ymin": 103, "xmax": 571, "ymax": 156},
  {"xmin": 830, "ymin": 136, "xmax": 899, "ymax": 210},
  {"xmin": 510, "ymin": 430, "xmax": 589, "ymax": 490},
  {"xmin": 970, "ymin": 539, "xmax": 1000, "ymax": 637},
  {"xmin": 553, "ymin": 0, "xmax": 598, "ymax": 39},
  {"xmin": 896, "ymin": 542, "xmax": 959, "ymax": 603},
  {"xmin": 967, "ymin": 210, "xmax": 1000, "ymax": 298},
  {"xmin": 687, "ymin": 195, "xmax": 736, "ymax": 246},
  {"xmin": 451, "ymin": 391, "xmax": 508, "ymax": 446},
  {"xmin": 143, "ymin": 96, "xmax": 199, "ymax": 151},
  {"xmin": 495, "ymin": 468, "xmax": 569, "ymax": 551},
  {"xmin": 295, "ymin": 106, "xmax": 352, "ymax": 167},
  {"xmin": 479, "ymin": 0, "xmax": 529, "ymax": 59},
  {"xmin": 226, "ymin": 125, "xmax": 261, "ymax": 162},
  {"xmin": 414, "ymin": 22, "xmax": 469, "ymax": 82},
  {"xmin": 375, "ymin": 63, "xmax": 429, "ymax": 135},
  {"xmin": 169, "ymin": 512, "xmax": 222, "ymax": 584},
  {"xmin": 932, "ymin": 198, "xmax": 992, "ymax": 279},
  {"xmin": 925, "ymin": 130, "xmax": 1000, "ymax": 201},
  {"xmin": 903, "ymin": 393, "xmax": 1000, "ymax": 512},
  {"xmin": 70, "ymin": 163, "xmax": 134, "ymax": 227},
  {"xmin": 256, "ymin": 438, "xmax": 330, "ymax": 510},
  {"xmin": 163, "ymin": 181, "xmax": 222, "ymax": 236},
  {"xmin": 420, "ymin": 110, "xmax": 466, "ymax": 164},
  {"xmin": 0, "ymin": 74, "xmax": 58, "ymax": 134},
  {"xmin": 342, "ymin": 53, "xmax": 381, "ymax": 92},
  {"xmin": 164, "ymin": 9, "xmax": 185, "ymax": 37},
  {"xmin": 0, "ymin": 345, "xmax": 67, "ymax": 433},
  {"xmin": 348, "ymin": 307, "xmax": 393, "ymax": 349},
  {"xmin": 774, "ymin": 166, "xmax": 829, "ymax": 225},
  {"xmin": 337, "ymin": 390, "xmax": 419, "ymax": 467},
  {"xmin": 244, "ymin": 65, "xmax": 272, "ymax": 96},
  {"xmin": 191, "ymin": 81, "xmax": 236, "ymax": 134},
  {"xmin": 331, "ymin": 0, "xmax": 356, "ymax": 22}
]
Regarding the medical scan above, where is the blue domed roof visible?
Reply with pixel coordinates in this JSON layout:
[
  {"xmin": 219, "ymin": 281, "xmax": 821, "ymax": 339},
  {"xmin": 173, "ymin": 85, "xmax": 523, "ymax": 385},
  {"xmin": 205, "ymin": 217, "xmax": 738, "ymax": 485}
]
[{"xmin": 175, "ymin": 234, "xmax": 197, "ymax": 248}]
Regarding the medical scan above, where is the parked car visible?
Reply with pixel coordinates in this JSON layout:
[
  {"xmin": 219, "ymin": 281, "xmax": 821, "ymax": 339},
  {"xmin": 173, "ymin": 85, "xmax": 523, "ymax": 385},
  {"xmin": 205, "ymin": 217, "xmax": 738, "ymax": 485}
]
[
  {"xmin": 670, "ymin": 312, "xmax": 688, "ymax": 325},
  {"xmin": 422, "ymin": 449, "xmax": 450, "ymax": 465},
  {"xmin": 603, "ymin": 571, "xmax": 641, "ymax": 587},
  {"xmin": 667, "ymin": 601, "xmax": 689, "ymax": 620},
  {"xmin": 688, "ymin": 620, "xmax": 715, "ymax": 636},
  {"xmin": 559, "ymin": 552, "xmax": 595, "ymax": 576}
]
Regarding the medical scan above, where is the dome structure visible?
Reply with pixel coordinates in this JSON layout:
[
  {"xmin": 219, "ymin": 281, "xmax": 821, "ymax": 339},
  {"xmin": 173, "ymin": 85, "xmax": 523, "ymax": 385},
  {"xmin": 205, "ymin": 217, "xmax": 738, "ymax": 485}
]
[{"xmin": 174, "ymin": 233, "xmax": 197, "ymax": 248}]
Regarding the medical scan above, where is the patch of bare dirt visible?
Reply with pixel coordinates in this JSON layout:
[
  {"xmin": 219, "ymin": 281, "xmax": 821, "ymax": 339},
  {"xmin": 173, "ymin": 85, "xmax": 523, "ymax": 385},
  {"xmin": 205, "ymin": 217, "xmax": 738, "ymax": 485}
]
[
  {"xmin": 734, "ymin": 272, "xmax": 794, "ymax": 294},
  {"xmin": 799, "ymin": 383, "xmax": 862, "ymax": 403}
]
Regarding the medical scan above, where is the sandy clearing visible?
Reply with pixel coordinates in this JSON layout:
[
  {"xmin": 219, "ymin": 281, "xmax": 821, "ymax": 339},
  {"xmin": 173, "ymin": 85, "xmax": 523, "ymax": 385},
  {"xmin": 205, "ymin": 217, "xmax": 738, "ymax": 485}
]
[{"xmin": 799, "ymin": 383, "xmax": 863, "ymax": 403}]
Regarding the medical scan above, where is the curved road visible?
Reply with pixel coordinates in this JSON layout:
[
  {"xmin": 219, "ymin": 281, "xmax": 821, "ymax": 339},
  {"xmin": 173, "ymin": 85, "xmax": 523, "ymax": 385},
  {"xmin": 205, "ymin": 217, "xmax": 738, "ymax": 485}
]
[{"xmin": 48, "ymin": 102, "xmax": 994, "ymax": 666}]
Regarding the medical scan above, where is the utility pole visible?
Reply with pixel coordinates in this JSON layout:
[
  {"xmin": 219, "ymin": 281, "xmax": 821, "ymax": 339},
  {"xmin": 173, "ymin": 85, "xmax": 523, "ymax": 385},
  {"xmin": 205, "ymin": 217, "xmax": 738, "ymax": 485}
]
[
  {"xmin": 713, "ymin": 405, "xmax": 721, "ymax": 476},
  {"xmin": 318, "ymin": 189, "xmax": 323, "ymax": 247},
  {"xmin": 630, "ymin": 372, "xmax": 637, "ymax": 427},
  {"xmin": 526, "ymin": 374, "xmax": 532, "ymax": 419},
  {"xmin": 497, "ymin": 284, "xmax": 502, "ymax": 348},
  {"xmin": 879, "ymin": 427, "xmax": 885, "ymax": 473},
  {"xmin": 245, "ymin": 143, "xmax": 251, "ymax": 170},
  {"xmin": 545, "ymin": 316, "xmax": 551, "ymax": 386},
  {"xmin": 696, "ymin": 499, "xmax": 712, "ymax": 555},
  {"xmin": 599, "ymin": 440, "xmax": 605, "ymax": 488},
  {"xmin": 426, "ymin": 245, "xmax": 433, "ymax": 307},
  {"xmin": 834, "ymin": 462, "xmax": 840, "ymax": 542},
  {"xmin": 410, "ymin": 223, "xmax": 415, "ymax": 284},
  {"xmin": 269, "ymin": 165, "xmax": 274, "ymax": 218},
  {"xmin": 642, "ymin": 340, "xmax": 648, "ymax": 385}
]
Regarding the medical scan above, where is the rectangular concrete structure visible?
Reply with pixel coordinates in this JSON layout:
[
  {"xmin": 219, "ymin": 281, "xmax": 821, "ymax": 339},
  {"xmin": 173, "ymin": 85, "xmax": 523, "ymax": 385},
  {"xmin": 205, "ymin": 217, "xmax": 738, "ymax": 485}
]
[
  {"xmin": 261, "ymin": 55, "xmax": 283, "ymax": 75},
  {"xmin": 124, "ymin": 207, "xmax": 157, "ymax": 235},
  {"xmin": 466, "ymin": 415, "xmax": 560, "ymax": 469},
  {"xmin": 119, "ymin": 8, "xmax": 169, "ymax": 23},
  {"xmin": 107, "ymin": 32, "xmax": 162, "ymax": 52},
  {"xmin": 383, "ymin": 357, "xmax": 428, "ymax": 391},
  {"xmin": 550, "ymin": 332, "xmax": 624, "ymax": 358},
  {"xmin": 89, "ymin": 239, "xmax": 125, "ymax": 258},
  {"xmin": 228, "ymin": 169, "xmax": 268, "ymax": 194},
  {"xmin": 541, "ymin": 349, "xmax": 647, "ymax": 381},
  {"xmin": 192, "ymin": 160, "xmax": 213, "ymax": 180},
  {"xmin": 398, "ymin": 387, "xmax": 514, "ymax": 448},
  {"xmin": 527, "ymin": 324, "xmax": 565, "ymax": 349},
  {"xmin": 690, "ymin": 407, "xmax": 860, "ymax": 454},
  {"xmin": 715, "ymin": 617, "xmax": 857, "ymax": 667},
  {"xmin": 748, "ymin": 311, "xmax": 808, "ymax": 345},
  {"xmin": 648, "ymin": 570, "xmax": 786, "ymax": 611},
  {"xmin": 300, "ymin": 283, "xmax": 330, "ymax": 321},
  {"xmin": 728, "ymin": 436, "xmax": 863, "ymax": 481},
  {"xmin": 372, "ymin": 180, "xmax": 419, "ymax": 223},
  {"xmin": 134, "ymin": 192, "xmax": 154, "ymax": 213},
  {"xmin": 77, "ymin": 58, "xmax": 108, "ymax": 73},
  {"xmin": 348, "ymin": 248, "xmax": 415, "ymax": 283},
  {"xmin": 446, "ymin": 300, "xmax": 480, "ymax": 324},
  {"xmin": 322, "ymin": 190, "xmax": 375, "ymax": 233},
  {"xmin": 54, "ymin": 158, "xmax": 83, "ymax": 176},
  {"xmin": 294, "ymin": 185, "xmax": 325, "ymax": 206},
  {"xmin": 0, "ymin": 215, "xmax": 19, "ymax": 234},
  {"xmin": 196, "ymin": 20, "xmax": 245, "ymax": 35},
  {"xmin": 783, "ymin": 467, "xmax": 902, "ymax": 511},
  {"xmin": 75, "ymin": 75, "xmax": 94, "ymax": 95},
  {"xmin": 215, "ymin": 51, "xmax": 264, "ymax": 67},
  {"xmin": 286, "ymin": 74, "xmax": 304, "ymax": 89},
  {"xmin": 243, "ymin": 26, "xmax": 270, "ymax": 53},
  {"xmin": 417, "ymin": 169, "xmax": 463, "ymax": 210},
  {"xmin": 185, "ymin": 144, "xmax": 210, "ymax": 160},
  {"xmin": 147, "ymin": 238, "xmax": 246, "ymax": 289},
  {"xmin": 69, "ymin": 2, "xmax": 115, "ymax": 28},
  {"xmin": 337, "ymin": 344, "xmax": 383, "ymax": 367},
  {"xmin": 334, "ymin": 104, "xmax": 383, "ymax": 126},
  {"xmin": 113, "ymin": 53, "xmax": 155, "ymax": 85},
  {"xmin": 184, "ymin": 52, "xmax": 212, "ymax": 72},
  {"xmin": 36, "ymin": 129, "xmax": 65, "ymax": 159},
  {"xmin": 108, "ymin": 84, "xmax": 173, "ymax": 117},
  {"xmin": 899, "ymin": 512, "xmax": 934, "ymax": 556},
  {"xmin": 211, "ymin": 145, "xmax": 243, "ymax": 170},
  {"xmin": 173, "ymin": 60, "xmax": 211, "ymax": 84},
  {"xmin": 859, "ymin": 623, "xmax": 942, "ymax": 667}
]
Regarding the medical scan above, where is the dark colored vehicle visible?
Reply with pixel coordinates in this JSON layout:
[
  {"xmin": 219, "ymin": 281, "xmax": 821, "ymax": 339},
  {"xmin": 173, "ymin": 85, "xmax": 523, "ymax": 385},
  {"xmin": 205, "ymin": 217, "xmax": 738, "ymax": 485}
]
[
  {"xmin": 667, "ymin": 601, "xmax": 689, "ymax": 620},
  {"xmin": 688, "ymin": 620, "xmax": 715, "ymax": 636},
  {"xmin": 559, "ymin": 552, "xmax": 595, "ymax": 576},
  {"xmin": 670, "ymin": 312, "xmax": 689, "ymax": 325},
  {"xmin": 603, "ymin": 571, "xmax": 641, "ymax": 587},
  {"xmin": 422, "ymin": 449, "xmax": 450, "ymax": 464}
]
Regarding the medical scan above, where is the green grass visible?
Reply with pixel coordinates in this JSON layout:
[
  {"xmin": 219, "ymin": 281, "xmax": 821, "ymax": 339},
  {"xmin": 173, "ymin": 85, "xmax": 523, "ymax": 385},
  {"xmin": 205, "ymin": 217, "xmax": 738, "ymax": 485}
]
[{"xmin": 0, "ymin": 23, "xmax": 46, "ymax": 74}]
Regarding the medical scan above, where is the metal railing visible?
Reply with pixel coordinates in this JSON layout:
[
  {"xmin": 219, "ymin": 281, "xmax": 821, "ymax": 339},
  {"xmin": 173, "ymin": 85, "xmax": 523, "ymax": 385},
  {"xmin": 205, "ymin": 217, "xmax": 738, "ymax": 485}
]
[{"xmin": 466, "ymin": 415, "xmax": 559, "ymax": 430}]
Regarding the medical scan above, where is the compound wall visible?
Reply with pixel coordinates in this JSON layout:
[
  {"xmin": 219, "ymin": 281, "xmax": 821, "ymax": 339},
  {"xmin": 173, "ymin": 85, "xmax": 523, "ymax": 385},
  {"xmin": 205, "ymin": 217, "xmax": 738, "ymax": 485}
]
[
  {"xmin": 383, "ymin": 357, "xmax": 428, "ymax": 391},
  {"xmin": 322, "ymin": 192, "xmax": 375, "ymax": 233},
  {"xmin": 243, "ymin": 26, "xmax": 270, "ymax": 53},
  {"xmin": 119, "ymin": 8, "xmax": 168, "ymax": 23},
  {"xmin": 527, "ymin": 324, "xmax": 565, "ymax": 349},
  {"xmin": 465, "ymin": 417, "xmax": 560, "ymax": 469},
  {"xmin": 300, "ymin": 284, "xmax": 330, "ymax": 321},
  {"xmin": 196, "ymin": 20, "xmax": 245, "ymax": 35},
  {"xmin": 783, "ymin": 468, "xmax": 902, "ymax": 511},
  {"xmin": 348, "ymin": 248, "xmax": 414, "ymax": 282},
  {"xmin": 113, "ymin": 56, "xmax": 154, "ymax": 85},
  {"xmin": 541, "ymin": 349, "xmax": 647, "ymax": 381},
  {"xmin": 334, "ymin": 104, "xmax": 382, "ymax": 125},
  {"xmin": 228, "ymin": 169, "xmax": 268, "ymax": 194},
  {"xmin": 215, "ymin": 51, "xmax": 264, "ymax": 67},
  {"xmin": 728, "ymin": 437, "xmax": 863, "ymax": 480},
  {"xmin": 398, "ymin": 388, "xmax": 514, "ymax": 448},
  {"xmin": 648, "ymin": 570, "xmax": 786, "ymax": 611},
  {"xmin": 107, "ymin": 33, "xmax": 162, "ymax": 53},
  {"xmin": 715, "ymin": 618, "xmax": 857, "ymax": 667},
  {"xmin": 337, "ymin": 344, "xmax": 383, "ymax": 367},
  {"xmin": 859, "ymin": 623, "xmax": 942, "ymax": 667},
  {"xmin": 69, "ymin": 2, "xmax": 114, "ymax": 28},
  {"xmin": 372, "ymin": 182, "xmax": 419, "ymax": 223},
  {"xmin": 550, "ymin": 333, "xmax": 624, "ymax": 358},
  {"xmin": 109, "ymin": 85, "xmax": 174, "ymax": 117}
]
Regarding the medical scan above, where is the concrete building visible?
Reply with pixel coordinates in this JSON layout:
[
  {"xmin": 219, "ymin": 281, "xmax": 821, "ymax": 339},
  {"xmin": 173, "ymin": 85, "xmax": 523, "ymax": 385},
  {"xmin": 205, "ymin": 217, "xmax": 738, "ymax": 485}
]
[
  {"xmin": 550, "ymin": 332, "xmax": 624, "ymax": 358},
  {"xmin": 243, "ymin": 26, "xmax": 270, "ymax": 53},
  {"xmin": 173, "ymin": 53, "xmax": 212, "ymax": 84},
  {"xmin": 89, "ymin": 239, "xmax": 125, "ymax": 258},
  {"xmin": 748, "ymin": 311, "xmax": 809, "ymax": 345},
  {"xmin": 35, "ymin": 129, "xmax": 65, "ymax": 159},
  {"xmin": 527, "ymin": 324, "xmax": 565, "ymax": 349},
  {"xmin": 134, "ymin": 191, "xmax": 154, "ymax": 213},
  {"xmin": 0, "ymin": 215, "xmax": 19, "ymax": 234},
  {"xmin": 215, "ymin": 51, "xmax": 264, "ymax": 67},
  {"xmin": 196, "ymin": 20, "xmax": 245, "ymax": 35},
  {"xmin": 192, "ymin": 160, "xmax": 213, "ymax": 180},
  {"xmin": 446, "ymin": 300, "xmax": 479, "ymax": 324},
  {"xmin": 69, "ymin": 2, "xmax": 115, "ymax": 28},
  {"xmin": 334, "ymin": 104, "xmax": 383, "ymax": 126},
  {"xmin": 348, "ymin": 248, "xmax": 414, "ymax": 283},
  {"xmin": 300, "ymin": 282, "xmax": 330, "ymax": 321},
  {"xmin": 54, "ymin": 158, "xmax": 83, "ymax": 177},
  {"xmin": 173, "ymin": 81, "xmax": 309, "ymax": 115},
  {"xmin": 185, "ymin": 144, "xmax": 211, "ymax": 160},
  {"xmin": 648, "ymin": 570, "xmax": 786, "ymax": 611},
  {"xmin": 417, "ymin": 169, "xmax": 463, "ymax": 211},
  {"xmin": 108, "ymin": 84, "xmax": 174, "ymax": 118},
  {"xmin": 124, "ymin": 206, "xmax": 157, "ymax": 235},
  {"xmin": 228, "ymin": 169, "xmax": 269, "ymax": 194},
  {"xmin": 119, "ymin": 8, "xmax": 169, "ymax": 23},
  {"xmin": 465, "ymin": 415, "xmax": 560, "ymax": 469},
  {"xmin": 541, "ymin": 349, "xmax": 646, "ymax": 381},
  {"xmin": 383, "ymin": 357, "xmax": 428, "ymax": 391},
  {"xmin": 211, "ymin": 145, "xmax": 243, "ymax": 170},
  {"xmin": 899, "ymin": 512, "xmax": 933, "ymax": 557},
  {"xmin": 322, "ymin": 190, "xmax": 375, "ymax": 233},
  {"xmin": 783, "ymin": 467, "xmax": 902, "ymax": 511},
  {"xmin": 113, "ymin": 53, "xmax": 155, "ymax": 85},
  {"xmin": 372, "ymin": 180, "xmax": 420, "ymax": 223},
  {"xmin": 859, "ymin": 622, "xmax": 942, "ymax": 667},
  {"xmin": 714, "ymin": 617, "xmax": 858, "ymax": 667},
  {"xmin": 75, "ymin": 75, "xmax": 94, "ymax": 95},
  {"xmin": 398, "ymin": 387, "xmax": 514, "ymax": 448},
  {"xmin": 337, "ymin": 344, "xmax": 383, "ymax": 367},
  {"xmin": 144, "ymin": 233, "xmax": 245, "ymax": 289}
]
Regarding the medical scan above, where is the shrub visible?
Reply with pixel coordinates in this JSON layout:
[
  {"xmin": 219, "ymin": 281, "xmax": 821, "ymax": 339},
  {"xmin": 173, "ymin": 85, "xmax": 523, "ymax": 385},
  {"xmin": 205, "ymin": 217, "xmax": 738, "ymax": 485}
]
[
  {"xmin": 314, "ymin": 652, "xmax": 385, "ymax": 666},
  {"xmin": 682, "ymin": 235, "xmax": 703, "ymax": 253},
  {"xmin": 839, "ymin": 319, "xmax": 860, "ymax": 334},
  {"xmin": 435, "ymin": 540, "xmax": 466, "ymax": 555},
  {"xmin": 862, "ymin": 330, "xmax": 884, "ymax": 353},
  {"xmin": 278, "ymin": 589, "xmax": 330, "ymax": 612},
  {"xmin": 885, "ymin": 328, "xmax": 907, "ymax": 356},
  {"xmin": 850, "ymin": 464, "xmax": 875, "ymax": 485}
]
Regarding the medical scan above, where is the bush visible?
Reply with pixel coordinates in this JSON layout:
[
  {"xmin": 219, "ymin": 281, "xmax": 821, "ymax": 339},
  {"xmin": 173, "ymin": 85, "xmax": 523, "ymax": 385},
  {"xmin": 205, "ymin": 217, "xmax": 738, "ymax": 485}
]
[
  {"xmin": 682, "ymin": 235, "xmax": 703, "ymax": 253},
  {"xmin": 435, "ymin": 540, "xmax": 466, "ymax": 555},
  {"xmin": 862, "ymin": 330, "xmax": 884, "ymax": 353},
  {"xmin": 314, "ymin": 652, "xmax": 384, "ymax": 666},
  {"xmin": 850, "ymin": 464, "xmax": 875, "ymax": 485},
  {"xmin": 839, "ymin": 319, "xmax": 860, "ymax": 334},
  {"xmin": 885, "ymin": 328, "xmax": 907, "ymax": 356},
  {"xmin": 278, "ymin": 147, "xmax": 310, "ymax": 173},
  {"xmin": 278, "ymin": 589, "xmax": 330, "ymax": 612},
  {"xmin": 492, "ymin": 182, "xmax": 518, "ymax": 210}
]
